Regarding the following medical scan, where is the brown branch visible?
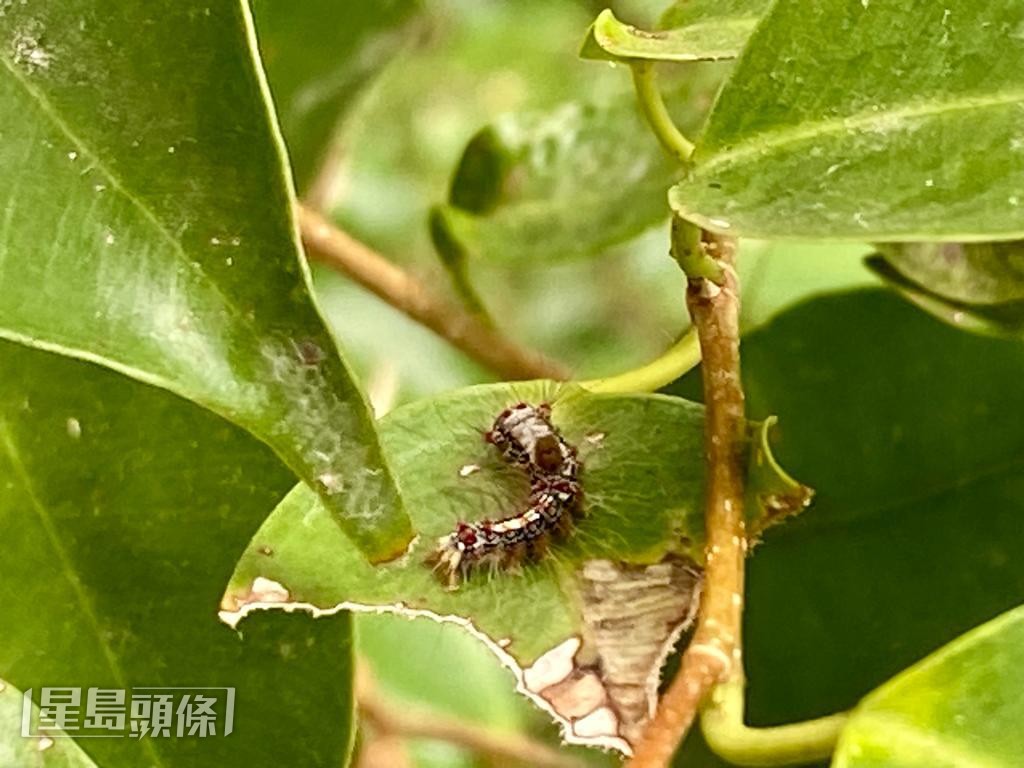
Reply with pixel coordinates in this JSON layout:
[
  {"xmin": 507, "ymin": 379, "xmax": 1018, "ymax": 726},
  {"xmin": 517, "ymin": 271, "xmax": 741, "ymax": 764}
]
[
  {"xmin": 296, "ymin": 204, "xmax": 571, "ymax": 382},
  {"xmin": 355, "ymin": 731, "xmax": 413, "ymax": 768},
  {"xmin": 627, "ymin": 232, "xmax": 746, "ymax": 768},
  {"xmin": 358, "ymin": 687, "xmax": 585, "ymax": 768}
]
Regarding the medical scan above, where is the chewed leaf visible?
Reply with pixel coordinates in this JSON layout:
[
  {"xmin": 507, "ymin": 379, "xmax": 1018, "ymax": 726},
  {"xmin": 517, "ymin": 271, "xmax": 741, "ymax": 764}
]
[
  {"xmin": 747, "ymin": 416, "xmax": 815, "ymax": 538},
  {"xmin": 222, "ymin": 383, "xmax": 809, "ymax": 753},
  {"xmin": 224, "ymin": 383, "xmax": 708, "ymax": 657},
  {"xmin": 580, "ymin": 6, "xmax": 764, "ymax": 64}
]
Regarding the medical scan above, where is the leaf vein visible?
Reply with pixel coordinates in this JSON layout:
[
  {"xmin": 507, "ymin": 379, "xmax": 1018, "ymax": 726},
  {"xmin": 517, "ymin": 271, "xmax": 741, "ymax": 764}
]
[{"xmin": 699, "ymin": 88, "xmax": 1024, "ymax": 170}]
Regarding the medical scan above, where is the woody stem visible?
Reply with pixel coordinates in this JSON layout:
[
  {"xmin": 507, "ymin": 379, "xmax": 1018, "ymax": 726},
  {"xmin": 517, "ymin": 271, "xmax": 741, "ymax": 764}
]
[{"xmin": 626, "ymin": 227, "xmax": 745, "ymax": 767}]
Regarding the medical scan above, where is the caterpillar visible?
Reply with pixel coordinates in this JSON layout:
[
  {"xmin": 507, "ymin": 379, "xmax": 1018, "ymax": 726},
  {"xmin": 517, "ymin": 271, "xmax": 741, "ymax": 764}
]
[{"xmin": 428, "ymin": 402, "xmax": 583, "ymax": 589}]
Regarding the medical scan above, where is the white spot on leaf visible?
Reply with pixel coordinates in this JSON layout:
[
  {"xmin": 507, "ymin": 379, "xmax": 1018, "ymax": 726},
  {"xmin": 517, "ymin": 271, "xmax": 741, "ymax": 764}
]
[
  {"xmin": 317, "ymin": 472, "xmax": 344, "ymax": 495},
  {"xmin": 248, "ymin": 576, "xmax": 290, "ymax": 603},
  {"xmin": 12, "ymin": 27, "xmax": 52, "ymax": 73}
]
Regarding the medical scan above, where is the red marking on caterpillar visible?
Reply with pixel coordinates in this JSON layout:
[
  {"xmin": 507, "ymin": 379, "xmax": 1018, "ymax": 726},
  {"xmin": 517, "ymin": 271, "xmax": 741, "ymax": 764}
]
[{"xmin": 428, "ymin": 402, "xmax": 583, "ymax": 589}]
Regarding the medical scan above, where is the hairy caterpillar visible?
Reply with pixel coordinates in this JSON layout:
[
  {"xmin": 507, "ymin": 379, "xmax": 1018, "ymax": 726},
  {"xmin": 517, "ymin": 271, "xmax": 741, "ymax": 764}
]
[{"xmin": 428, "ymin": 402, "xmax": 583, "ymax": 588}]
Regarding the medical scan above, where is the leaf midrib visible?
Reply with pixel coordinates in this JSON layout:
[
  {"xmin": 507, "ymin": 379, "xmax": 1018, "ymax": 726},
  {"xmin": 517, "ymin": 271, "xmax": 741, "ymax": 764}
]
[
  {"xmin": 697, "ymin": 87, "xmax": 1024, "ymax": 171},
  {"xmin": 0, "ymin": 49, "xmax": 270, "ymax": 391}
]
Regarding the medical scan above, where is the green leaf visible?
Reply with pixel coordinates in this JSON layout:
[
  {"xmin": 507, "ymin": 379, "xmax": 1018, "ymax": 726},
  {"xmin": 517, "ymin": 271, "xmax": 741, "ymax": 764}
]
[
  {"xmin": 225, "ymin": 383, "xmax": 803, "ymax": 751},
  {"xmin": 834, "ymin": 604, "xmax": 1024, "ymax": 767},
  {"xmin": 431, "ymin": 100, "xmax": 680, "ymax": 264},
  {"xmin": 663, "ymin": 289, "xmax": 1024, "ymax": 766},
  {"xmin": 746, "ymin": 416, "xmax": 815, "ymax": 538},
  {"xmin": 669, "ymin": 0, "xmax": 1024, "ymax": 240},
  {"xmin": 874, "ymin": 241, "xmax": 1024, "ymax": 304},
  {"xmin": 0, "ymin": 0, "xmax": 410, "ymax": 559},
  {"xmin": 580, "ymin": 4, "xmax": 767, "ymax": 64},
  {"xmin": 358, "ymin": 614, "xmax": 529, "ymax": 729},
  {"xmin": 658, "ymin": 0, "xmax": 770, "ymax": 31},
  {"xmin": 0, "ymin": 680, "xmax": 100, "ymax": 767},
  {"xmin": 227, "ymin": 384, "xmax": 708, "ymax": 663},
  {"xmin": 866, "ymin": 254, "xmax": 1024, "ymax": 339},
  {"xmin": 0, "ymin": 341, "xmax": 354, "ymax": 767},
  {"xmin": 253, "ymin": 0, "xmax": 421, "ymax": 190}
]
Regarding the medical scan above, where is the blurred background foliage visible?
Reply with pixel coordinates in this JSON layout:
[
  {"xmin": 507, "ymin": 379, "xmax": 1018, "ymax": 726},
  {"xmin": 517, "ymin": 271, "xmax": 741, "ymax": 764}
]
[{"xmin": 271, "ymin": 0, "xmax": 875, "ymax": 407}]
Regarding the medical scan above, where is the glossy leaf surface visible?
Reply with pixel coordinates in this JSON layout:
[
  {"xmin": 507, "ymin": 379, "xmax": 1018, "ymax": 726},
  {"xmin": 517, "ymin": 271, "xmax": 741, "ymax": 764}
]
[
  {"xmin": 670, "ymin": 1, "xmax": 1024, "ymax": 241},
  {"xmin": 0, "ymin": 0, "xmax": 410, "ymax": 559}
]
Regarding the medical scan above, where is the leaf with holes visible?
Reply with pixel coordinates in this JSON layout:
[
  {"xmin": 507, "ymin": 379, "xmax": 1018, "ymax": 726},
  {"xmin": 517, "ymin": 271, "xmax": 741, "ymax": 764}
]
[
  {"xmin": 670, "ymin": 0, "xmax": 1024, "ymax": 240},
  {"xmin": 0, "ymin": 0, "xmax": 410, "ymax": 560},
  {"xmin": 223, "ymin": 383, "xmax": 807, "ymax": 753}
]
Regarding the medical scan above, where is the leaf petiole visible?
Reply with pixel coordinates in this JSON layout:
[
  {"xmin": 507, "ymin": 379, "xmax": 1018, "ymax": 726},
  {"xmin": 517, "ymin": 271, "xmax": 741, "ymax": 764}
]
[
  {"xmin": 630, "ymin": 61, "xmax": 696, "ymax": 164},
  {"xmin": 701, "ymin": 677, "xmax": 850, "ymax": 767},
  {"xmin": 579, "ymin": 328, "xmax": 700, "ymax": 394},
  {"xmin": 671, "ymin": 216, "xmax": 727, "ymax": 284}
]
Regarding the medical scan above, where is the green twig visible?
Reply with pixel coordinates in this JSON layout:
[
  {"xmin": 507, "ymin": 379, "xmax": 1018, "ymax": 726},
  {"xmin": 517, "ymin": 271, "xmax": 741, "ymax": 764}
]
[
  {"xmin": 671, "ymin": 216, "xmax": 726, "ymax": 284},
  {"xmin": 701, "ymin": 677, "xmax": 849, "ymax": 767},
  {"xmin": 579, "ymin": 328, "xmax": 700, "ymax": 394},
  {"xmin": 630, "ymin": 62, "xmax": 695, "ymax": 164}
]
